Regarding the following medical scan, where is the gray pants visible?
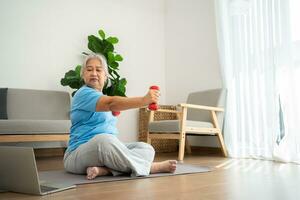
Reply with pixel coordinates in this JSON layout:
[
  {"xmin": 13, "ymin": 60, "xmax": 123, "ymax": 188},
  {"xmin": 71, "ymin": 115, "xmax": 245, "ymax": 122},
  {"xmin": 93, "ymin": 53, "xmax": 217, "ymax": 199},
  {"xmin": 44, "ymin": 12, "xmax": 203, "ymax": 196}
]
[{"xmin": 63, "ymin": 134, "xmax": 155, "ymax": 176}]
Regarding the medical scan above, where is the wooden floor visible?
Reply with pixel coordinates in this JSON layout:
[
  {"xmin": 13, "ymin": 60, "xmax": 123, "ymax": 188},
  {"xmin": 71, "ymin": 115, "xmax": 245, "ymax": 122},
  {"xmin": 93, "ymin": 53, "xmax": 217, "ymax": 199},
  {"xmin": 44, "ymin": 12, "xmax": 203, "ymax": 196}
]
[{"xmin": 1, "ymin": 151, "xmax": 300, "ymax": 200}]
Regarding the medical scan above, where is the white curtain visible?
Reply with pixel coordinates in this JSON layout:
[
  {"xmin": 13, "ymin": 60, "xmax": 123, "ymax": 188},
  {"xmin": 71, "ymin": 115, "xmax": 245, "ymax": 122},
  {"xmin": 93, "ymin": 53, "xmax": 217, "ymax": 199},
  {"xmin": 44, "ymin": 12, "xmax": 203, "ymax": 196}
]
[{"xmin": 215, "ymin": 0, "xmax": 300, "ymax": 163}]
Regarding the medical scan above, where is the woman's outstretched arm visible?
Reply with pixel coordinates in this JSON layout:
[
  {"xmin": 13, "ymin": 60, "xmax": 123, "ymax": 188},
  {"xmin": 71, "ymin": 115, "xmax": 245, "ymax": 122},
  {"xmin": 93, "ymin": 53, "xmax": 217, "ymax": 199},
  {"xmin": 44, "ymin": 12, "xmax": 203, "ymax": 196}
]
[{"xmin": 95, "ymin": 89, "xmax": 159, "ymax": 112}]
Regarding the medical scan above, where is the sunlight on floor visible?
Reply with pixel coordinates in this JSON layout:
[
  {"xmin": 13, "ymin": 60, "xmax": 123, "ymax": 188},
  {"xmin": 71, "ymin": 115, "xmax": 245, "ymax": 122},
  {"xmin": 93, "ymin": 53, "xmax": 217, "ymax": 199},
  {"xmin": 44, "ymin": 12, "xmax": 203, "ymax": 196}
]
[{"xmin": 215, "ymin": 158, "xmax": 300, "ymax": 174}]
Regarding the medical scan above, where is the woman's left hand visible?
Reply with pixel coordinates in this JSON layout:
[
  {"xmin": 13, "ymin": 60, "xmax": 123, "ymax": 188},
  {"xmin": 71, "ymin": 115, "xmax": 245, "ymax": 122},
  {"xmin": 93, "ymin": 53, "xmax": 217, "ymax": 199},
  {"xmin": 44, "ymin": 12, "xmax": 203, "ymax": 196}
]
[{"xmin": 143, "ymin": 88, "xmax": 160, "ymax": 105}]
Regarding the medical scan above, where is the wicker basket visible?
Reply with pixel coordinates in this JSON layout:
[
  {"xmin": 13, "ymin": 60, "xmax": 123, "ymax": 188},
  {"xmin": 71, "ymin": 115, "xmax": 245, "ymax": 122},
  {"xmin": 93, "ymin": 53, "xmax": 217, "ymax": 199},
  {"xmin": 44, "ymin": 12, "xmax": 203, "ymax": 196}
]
[{"xmin": 138, "ymin": 105, "xmax": 179, "ymax": 152}]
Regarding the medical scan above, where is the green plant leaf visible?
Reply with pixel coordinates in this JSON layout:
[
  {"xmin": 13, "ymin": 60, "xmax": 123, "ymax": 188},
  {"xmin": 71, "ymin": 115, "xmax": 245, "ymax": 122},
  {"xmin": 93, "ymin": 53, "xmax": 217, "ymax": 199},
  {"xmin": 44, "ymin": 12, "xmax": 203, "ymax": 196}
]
[
  {"xmin": 60, "ymin": 78, "xmax": 68, "ymax": 86},
  {"xmin": 110, "ymin": 61, "xmax": 119, "ymax": 69},
  {"xmin": 104, "ymin": 85, "xmax": 114, "ymax": 96},
  {"xmin": 98, "ymin": 29, "xmax": 106, "ymax": 39},
  {"xmin": 107, "ymin": 52, "xmax": 115, "ymax": 65},
  {"xmin": 69, "ymin": 81, "xmax": 81, "ymax": 89},
  {"xmin": 64, "ymin": 70, "xmax": 77, "ymax": 78},
  {"xmin": 75, "ymin": 65, "xmax": 82, "ymax": 76},
  {"xmin": 107, "ymin": 37, "xmax": 119, "ymax": 44},
  {"xmin": 102, "ymin": 40, "xmax": 114, "ymax": 54},
  {"xmin": 60, "ymin": 67, "xmax": 84, "ymax": 90},
  {"xmin": 120, "ymin": 78, "xmax": 127, "ymax": 85},
  {"xmin": 91, "ymin": 40, "xmax": 102, "ymax": 53},
  {"xmin": 114, "ymin": 54, "xmax": 123, "ymax": 61},
  {"xmin": 88, "ymin": 35, "xmax": 103, "ymax": 53},
  {"xmin": 115, "ymin": 83, "xmax": 126, "ymax": 96},
  {"xmin": 87, "ymin": 35, "xmax": 96, "ymax": 52}
]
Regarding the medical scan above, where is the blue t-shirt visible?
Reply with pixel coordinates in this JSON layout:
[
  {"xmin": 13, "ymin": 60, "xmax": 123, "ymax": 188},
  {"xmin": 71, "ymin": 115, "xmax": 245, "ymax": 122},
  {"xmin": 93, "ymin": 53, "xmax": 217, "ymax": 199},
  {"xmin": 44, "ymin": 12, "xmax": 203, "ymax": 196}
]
[{"xmin": 66, "ymin": 85, "xmax": 118, "ymax": 153}]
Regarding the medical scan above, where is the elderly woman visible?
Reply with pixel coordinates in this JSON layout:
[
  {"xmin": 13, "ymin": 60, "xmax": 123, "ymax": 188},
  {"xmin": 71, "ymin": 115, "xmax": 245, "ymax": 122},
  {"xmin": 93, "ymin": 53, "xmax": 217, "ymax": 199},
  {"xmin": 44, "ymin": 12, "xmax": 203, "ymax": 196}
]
[{"xmin": 63, "ymin": 54, "xmax": 177, "ymax": 180}]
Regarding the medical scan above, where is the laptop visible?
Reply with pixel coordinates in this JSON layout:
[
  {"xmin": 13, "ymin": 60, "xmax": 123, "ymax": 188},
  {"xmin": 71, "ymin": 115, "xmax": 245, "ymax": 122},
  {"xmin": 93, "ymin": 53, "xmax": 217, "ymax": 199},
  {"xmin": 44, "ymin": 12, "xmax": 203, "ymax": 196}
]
[{"xmin": 0, "ymin": 146, "xmax": 76, "ymax": 195}]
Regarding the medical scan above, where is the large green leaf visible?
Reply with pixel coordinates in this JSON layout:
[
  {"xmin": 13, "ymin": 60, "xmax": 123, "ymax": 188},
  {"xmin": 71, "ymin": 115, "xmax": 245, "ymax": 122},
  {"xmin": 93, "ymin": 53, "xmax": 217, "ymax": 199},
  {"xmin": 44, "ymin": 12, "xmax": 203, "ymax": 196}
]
[
  {"xmin": 110, "ymin": 61, "xmax": 119, "ymax": 69},
  {"xmin": 88, "ymin": 35, "xmax": 103, "ymax": 53},
  {"xmin": 114, "ymin": 54, "xmax": 123, "ymax": 61},
  {"xmin": 102, "ymin": 40, "xmax": 114, "ymax": 54},
  {"xmin": 75, "ymin": 65, "xmax": 82, "ymax": 76},
  {"xmin": 60, "ymin": 78, "xmax": 68, "ymax": 86},
  {"xmin": 107, "ymin": 37, "xmax": 118, "ymax": 44},
  {"xmin": 115, "ymin": 83, "xmax": 126, "ymax": 96},
  {"xmin": 104, "ymin": 85, "xmax": 114, "ymax": 96},
  {"xmin": 69, "ymin": 80, "xmax": 82, "ymax": 89},
  {"xmin": 120, "ymin": 78, "xmax": 127, "ymax": 85},
  {"xmin": 87, "ymin": 35, "xmax": 97, "ymax": 52},
  {"xmin": 60, "ymin": 67, "xmax": 84, "ymax": 90},
  {"xmin": 91, "ymin": 41, "xmax": 102, "ymax": 53},
  {"xmin": 65, "ymin": 70, "xmax": 77, "ymax": 77},
  {"xmin": 98, "ymin": 29, "xmax": 106, "ymax": 39},
  {"xmin": 107, "ymin": 52, "xmax": 115, "ymax": 65}
]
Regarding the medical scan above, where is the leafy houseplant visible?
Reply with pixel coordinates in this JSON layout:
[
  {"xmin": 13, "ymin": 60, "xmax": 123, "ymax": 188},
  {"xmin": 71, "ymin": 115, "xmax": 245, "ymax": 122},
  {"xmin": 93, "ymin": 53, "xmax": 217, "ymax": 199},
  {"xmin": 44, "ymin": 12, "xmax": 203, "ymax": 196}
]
[{"xmin": 61, "ymin": 29, "xmax": 127, "ymax": 98}]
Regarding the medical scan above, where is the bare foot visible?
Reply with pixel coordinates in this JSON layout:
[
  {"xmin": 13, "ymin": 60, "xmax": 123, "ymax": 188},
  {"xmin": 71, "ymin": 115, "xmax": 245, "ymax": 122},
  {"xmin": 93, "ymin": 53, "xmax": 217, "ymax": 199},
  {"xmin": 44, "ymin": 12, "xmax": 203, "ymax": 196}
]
[
  {"xmin": 86, "ymin": 166, "xmax": 111, "ymax": 180},
  {"xmin": 150, "ymin": 160, "xmax": 177, "ymax": 174}
]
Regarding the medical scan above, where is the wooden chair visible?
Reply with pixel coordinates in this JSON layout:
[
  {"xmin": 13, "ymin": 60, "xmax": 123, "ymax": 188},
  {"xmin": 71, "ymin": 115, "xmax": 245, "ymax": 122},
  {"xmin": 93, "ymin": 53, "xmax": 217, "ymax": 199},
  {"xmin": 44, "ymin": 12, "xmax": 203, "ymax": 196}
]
[{"xmin": 146, "ymin": 88, "xmax": 228, "ymax": 161}]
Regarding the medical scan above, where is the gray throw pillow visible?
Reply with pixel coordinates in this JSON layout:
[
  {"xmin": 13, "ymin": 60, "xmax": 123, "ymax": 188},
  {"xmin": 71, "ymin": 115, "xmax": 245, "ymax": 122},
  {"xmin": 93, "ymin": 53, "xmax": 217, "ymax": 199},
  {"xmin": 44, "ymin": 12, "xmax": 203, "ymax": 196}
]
[{"xmin": 0, "ymin": 88, "xmax": 8, "ymax": 119}]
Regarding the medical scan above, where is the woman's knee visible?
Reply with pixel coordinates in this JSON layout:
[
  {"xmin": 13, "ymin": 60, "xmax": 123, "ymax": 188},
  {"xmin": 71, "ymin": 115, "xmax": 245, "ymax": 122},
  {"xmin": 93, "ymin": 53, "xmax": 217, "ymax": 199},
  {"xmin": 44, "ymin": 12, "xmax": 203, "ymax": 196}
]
[
  {"xmin": 138, "ymin": 142, "xmax": 155, "ymax": 161},
  {"xmin": 63, "ymin": 152, "xmax": 85, "ymax": 174},
  {"xmin": 137, "ymin": 142, "xmax": 155, "ymax": 151}
]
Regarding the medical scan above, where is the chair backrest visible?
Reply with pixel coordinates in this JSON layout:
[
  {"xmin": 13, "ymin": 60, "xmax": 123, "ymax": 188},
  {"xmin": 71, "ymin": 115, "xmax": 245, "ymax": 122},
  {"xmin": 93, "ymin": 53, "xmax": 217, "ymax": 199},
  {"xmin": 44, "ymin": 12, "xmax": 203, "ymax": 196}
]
[{"xmin": 186, "ymin": 88, "xmax": 226, "ymax": 127}]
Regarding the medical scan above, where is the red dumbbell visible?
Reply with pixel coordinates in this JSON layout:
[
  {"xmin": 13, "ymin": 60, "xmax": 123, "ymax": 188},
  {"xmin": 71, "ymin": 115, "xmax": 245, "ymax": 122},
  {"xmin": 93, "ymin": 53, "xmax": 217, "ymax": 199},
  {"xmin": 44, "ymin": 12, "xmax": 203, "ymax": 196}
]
[
  {"xmin": 112, "ymin": 111, "xmax": 120, "ymax": 116},
  {"xmin": 148, "ymin": 85, "xmax": 159, "ymax": 111}
]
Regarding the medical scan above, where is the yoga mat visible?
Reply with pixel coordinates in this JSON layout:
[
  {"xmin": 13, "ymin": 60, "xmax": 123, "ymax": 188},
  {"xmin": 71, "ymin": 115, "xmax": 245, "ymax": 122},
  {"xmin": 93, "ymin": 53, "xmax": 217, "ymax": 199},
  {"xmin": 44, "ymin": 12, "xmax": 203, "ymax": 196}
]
[{"xmin": 39, "ymin": 163, "xmax": 211, "ymax": 185}]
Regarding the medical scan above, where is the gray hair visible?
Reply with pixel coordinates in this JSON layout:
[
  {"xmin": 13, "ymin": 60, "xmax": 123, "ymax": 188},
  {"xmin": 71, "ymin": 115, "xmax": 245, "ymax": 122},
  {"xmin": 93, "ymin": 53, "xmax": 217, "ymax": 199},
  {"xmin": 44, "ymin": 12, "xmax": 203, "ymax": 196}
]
[{"xmin": 80, "ymin": 53, "xmax": 109, "ymax": 78}]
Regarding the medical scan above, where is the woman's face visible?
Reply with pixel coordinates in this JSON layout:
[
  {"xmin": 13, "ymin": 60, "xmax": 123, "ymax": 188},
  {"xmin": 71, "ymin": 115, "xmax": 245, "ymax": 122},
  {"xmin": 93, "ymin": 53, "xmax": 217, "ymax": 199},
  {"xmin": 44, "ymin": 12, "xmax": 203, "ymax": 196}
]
[{"xmin": 83, "ymin": 58, "xmax": 107, "ymax": 91}]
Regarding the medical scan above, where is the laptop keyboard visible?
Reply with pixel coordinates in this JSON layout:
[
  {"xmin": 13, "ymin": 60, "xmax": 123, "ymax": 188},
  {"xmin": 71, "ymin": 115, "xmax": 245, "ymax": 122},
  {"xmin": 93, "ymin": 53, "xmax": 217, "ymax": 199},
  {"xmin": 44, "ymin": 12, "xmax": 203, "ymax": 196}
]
[{"xmin": 40, "ymin": 185, "xmax": 59, "ymax": 192}]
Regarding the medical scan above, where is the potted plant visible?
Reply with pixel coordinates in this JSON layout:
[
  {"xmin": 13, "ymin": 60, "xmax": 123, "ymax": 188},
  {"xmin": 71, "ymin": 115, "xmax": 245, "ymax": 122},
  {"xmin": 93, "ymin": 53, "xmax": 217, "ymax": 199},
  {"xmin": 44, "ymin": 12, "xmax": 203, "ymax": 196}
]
[{"xmin": 60, "ymin": 29, "xmax": 127, "ymax": 115}]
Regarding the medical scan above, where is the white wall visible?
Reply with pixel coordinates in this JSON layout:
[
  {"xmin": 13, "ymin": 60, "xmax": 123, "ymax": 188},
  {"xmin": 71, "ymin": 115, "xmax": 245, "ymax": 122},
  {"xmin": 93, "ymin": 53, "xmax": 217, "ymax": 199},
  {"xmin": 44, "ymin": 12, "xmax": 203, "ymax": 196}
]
[
  {"xmin": 0, "ymin": 0, "xmax": 223, "ymax": 147},
  {"xmin": 165, "ymin": 0, "xmax": 222, "ymax": 147},
  {"xmin": 0, "ymin": 0, "xmax": 166, "ymax": 142}
]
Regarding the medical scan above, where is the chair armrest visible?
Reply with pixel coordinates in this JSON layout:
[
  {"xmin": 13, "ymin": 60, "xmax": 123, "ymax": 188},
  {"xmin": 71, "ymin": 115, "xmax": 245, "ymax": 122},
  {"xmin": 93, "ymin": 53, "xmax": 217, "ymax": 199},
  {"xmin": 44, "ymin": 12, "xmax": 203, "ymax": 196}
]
[
  {"xmin": 178, "ymin": 103, "xmax": 224, "ymax": 112},
  {"xmin": 155, "ymin": 109, "xmax": 181, "ymax": 114}
]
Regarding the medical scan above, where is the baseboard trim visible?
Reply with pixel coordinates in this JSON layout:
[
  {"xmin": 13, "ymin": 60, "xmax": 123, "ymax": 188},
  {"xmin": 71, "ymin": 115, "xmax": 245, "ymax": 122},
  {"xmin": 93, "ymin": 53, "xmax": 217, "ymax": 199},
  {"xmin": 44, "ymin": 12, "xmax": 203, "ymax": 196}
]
[
  {"xmin": 34, "ymin": 148, "xmax": 66, "ymax": 158},
  {"xmin": 190, "ymin": 146, "xmax": 223, "ymax": 155}
]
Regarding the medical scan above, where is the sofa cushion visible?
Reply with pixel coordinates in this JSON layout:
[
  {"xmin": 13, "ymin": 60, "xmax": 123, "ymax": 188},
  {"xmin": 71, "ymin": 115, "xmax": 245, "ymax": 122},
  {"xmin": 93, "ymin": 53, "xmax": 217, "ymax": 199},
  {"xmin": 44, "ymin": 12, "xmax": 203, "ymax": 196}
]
[
  {"xmin": 0, "ymin": 120, "xmax": 71, "ymax": 134},
  {"xmin": 149, "ymin": 120, "xmax": 214, "ymax": 133},
  {"xmin": 0, "ymin": 88, "xmax": 8, "ymax": 119},
  {"xmin": 7, "ymin": 89, "xmax": 70, "ymax": 120}
]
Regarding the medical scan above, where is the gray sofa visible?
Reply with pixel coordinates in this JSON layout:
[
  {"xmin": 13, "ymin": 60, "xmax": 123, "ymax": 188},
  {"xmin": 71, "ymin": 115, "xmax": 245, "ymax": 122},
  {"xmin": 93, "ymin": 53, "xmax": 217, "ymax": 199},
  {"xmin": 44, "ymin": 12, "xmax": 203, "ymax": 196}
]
[{"xmin": 0, "ymin": 88, "xmax": 71, "ymax": 148}]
